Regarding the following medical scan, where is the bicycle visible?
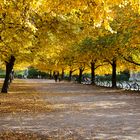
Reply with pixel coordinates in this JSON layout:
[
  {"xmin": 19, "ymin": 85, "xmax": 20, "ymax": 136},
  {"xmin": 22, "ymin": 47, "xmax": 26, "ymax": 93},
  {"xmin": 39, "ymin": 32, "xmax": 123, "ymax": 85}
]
[{"xmin": 130, "ymin": 82, "xmax": 139, "ymax": 91}]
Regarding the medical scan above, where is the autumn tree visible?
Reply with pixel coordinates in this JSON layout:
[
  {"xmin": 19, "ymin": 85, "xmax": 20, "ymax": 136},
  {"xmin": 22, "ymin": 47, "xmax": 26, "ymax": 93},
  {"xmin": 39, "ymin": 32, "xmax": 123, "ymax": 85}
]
[
  {"xmin": 111, "ymin": 6, "xmax": 140, "ymax": 82},
  {"xmin": 79, "ymin": 37, "xmax": 106, "ymax": 85},
  {"xmin": 97, "ymin": 30, "xmax": 130, "ymax": 87},
  {"xmin": 0, "ymin": 0, "xmax": 39, "ymax": 93}
]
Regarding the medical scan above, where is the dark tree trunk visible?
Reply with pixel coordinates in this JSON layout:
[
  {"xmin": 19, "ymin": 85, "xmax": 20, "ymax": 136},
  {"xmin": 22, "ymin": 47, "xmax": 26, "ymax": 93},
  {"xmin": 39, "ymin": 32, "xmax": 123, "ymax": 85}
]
[
  {"xmin": 69, "ymin": 70, "xmax": 72, "ymax": 81},
  {"xmin": 78, "ymin": 68, "xmax": 83, "ymax": 84},
  {"xmin": 111, "ymin": 59, "xmax": 117, "ymax": 88},
  {"xmin": 91, "ymin": 62, "xmax": 95, "ymax": 85},
  {"xmin": 61, "ymin": 69, "xmax": 64, "ymax": 80},
  {"xmin": 1, "ymin": 55, "xmax": 15, "ymax": 93}
]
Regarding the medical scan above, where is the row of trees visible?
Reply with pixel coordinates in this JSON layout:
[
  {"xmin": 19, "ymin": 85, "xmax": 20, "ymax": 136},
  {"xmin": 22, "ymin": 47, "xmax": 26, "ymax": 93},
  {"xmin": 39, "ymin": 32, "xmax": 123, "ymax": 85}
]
[
  {"xmin": 34, "ymin": 35, "xmax": 139, "ymax": 87},
  {"xmin": 34, "ymin": 7, "xmax": 140, "ymax": 87},
  {"xmin": 0, "ymin": 0, "xmax": 140, "ymax": 93}
]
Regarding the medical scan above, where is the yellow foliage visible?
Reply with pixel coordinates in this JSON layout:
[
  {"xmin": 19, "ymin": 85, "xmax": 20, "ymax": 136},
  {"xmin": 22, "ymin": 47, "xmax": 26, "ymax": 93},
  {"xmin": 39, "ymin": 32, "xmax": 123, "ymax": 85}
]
[{"xmin": 0, "ymin": 0, "xmax": 140, "ymax": 73}]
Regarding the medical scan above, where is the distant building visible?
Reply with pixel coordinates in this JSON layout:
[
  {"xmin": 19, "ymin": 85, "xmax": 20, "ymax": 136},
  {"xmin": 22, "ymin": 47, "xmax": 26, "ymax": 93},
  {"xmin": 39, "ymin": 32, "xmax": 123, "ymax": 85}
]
[{"xmin": 129, "ymin": 71, "xmax": 140, "ymax": 81}]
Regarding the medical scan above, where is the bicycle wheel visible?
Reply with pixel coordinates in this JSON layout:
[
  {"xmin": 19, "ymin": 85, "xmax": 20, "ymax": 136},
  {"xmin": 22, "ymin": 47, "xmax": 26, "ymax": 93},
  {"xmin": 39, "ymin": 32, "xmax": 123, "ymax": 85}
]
[
  {"xmin": 131, "ymin": 83, "xmax": 139, "ymax": 91},
  {"xmin": 125, "ymin": 82, "xmax": 131, "ymax": 90}
]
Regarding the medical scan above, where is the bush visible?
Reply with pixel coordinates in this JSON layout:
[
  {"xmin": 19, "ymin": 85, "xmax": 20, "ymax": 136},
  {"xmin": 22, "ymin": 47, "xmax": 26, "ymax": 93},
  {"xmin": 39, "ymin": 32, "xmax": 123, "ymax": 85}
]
[
  {"xmin": 0, "ymin": 70, "xmax": 5, "ymax": 78},
  {"xmin": 96, "ymin": 70, "xmax": 130, "ymax": 81},
  {"xmin": 27, "ymin": 67, "xmax": 49, "ymax": 79}
]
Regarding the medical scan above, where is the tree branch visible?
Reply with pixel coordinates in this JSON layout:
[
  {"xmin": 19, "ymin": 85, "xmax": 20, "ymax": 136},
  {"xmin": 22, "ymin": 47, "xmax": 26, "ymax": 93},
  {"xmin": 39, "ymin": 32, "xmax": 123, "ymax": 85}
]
[{"xmin": 124, "ymin": 57, "xmax": 140, "ymax": 66}]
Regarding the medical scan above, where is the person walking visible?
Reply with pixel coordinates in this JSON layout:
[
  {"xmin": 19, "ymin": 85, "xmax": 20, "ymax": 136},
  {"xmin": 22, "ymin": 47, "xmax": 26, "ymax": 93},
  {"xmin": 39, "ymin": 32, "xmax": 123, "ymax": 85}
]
[{"xmin": 53, "ymin": 71, "xmax": 59, "ymax": 82}]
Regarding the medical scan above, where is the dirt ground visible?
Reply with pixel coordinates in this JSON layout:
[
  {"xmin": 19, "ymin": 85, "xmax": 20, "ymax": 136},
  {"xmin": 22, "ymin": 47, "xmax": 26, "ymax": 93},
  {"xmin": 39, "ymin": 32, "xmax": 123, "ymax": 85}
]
[{"xmin": 0, "ymin": 79, "xmax": 140, "ymax": 140}]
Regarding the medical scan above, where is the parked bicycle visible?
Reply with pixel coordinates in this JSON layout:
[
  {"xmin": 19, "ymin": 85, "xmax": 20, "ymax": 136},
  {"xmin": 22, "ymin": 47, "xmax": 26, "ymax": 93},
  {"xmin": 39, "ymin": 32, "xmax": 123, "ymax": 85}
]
[{"xmin": 130, "ymin": 82, "xmax": 139, "ymax": 91}]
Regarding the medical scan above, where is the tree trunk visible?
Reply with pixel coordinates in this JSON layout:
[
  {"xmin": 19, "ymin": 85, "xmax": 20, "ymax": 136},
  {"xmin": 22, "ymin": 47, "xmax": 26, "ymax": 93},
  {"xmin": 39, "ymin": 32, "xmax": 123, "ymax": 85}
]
[
  {"xmin": 78, "ymin": 67, "xmax": 83, "ymax": 84},
  {"xmin": 69, "ymin": 70, "xmax": 72, "ymax": 81},
  {"xmin": 1, "ymin": 55, "xmax": 15, "ymax": 93},
  {"xmin": 91, "ymin": 62, "xmax": 95, "ymax": 85},
  {"xmin": 111, "ymin": 59, "xmax": 117, "ymax": 88},
  {"xmin": 61, "ymin": 69, "xmax": 64, "ymax": 80}
]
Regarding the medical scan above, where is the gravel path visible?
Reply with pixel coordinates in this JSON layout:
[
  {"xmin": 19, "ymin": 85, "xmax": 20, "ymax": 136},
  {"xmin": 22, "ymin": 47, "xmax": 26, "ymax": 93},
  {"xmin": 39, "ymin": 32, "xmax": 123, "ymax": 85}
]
[{"xmin": 0, "ymin": 79, "xmax": 140, "ymax": 140}]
